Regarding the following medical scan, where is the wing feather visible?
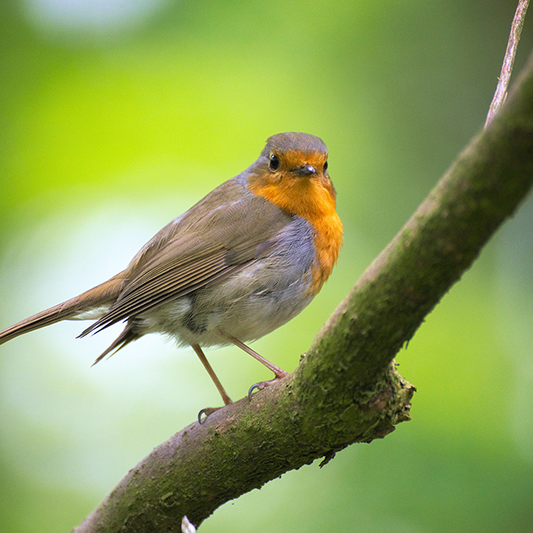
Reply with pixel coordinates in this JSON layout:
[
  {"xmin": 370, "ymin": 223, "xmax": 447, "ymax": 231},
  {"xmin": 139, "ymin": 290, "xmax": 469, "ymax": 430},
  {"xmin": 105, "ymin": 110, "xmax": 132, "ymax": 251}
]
[{"xmin": 81, "ymin": 190, "xmax": 294, "ymax": 336}]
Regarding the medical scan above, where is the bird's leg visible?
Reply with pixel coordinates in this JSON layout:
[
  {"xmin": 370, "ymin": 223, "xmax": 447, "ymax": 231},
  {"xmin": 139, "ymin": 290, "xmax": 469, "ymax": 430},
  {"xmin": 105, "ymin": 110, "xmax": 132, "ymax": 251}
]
[
  {"xmin": 192, "ymin": 344, "xmax": 232, "ymax": 423},
  {"xmin": 216, "ymin": 329, "xmax": 288, "ymax": 399}
]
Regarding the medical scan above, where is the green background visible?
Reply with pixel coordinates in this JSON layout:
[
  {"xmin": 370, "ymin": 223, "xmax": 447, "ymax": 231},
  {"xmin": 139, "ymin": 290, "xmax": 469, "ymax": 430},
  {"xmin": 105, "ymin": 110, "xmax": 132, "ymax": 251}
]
[{"xmin": 1, "ymin": 1, "xmax": 533, "ymax": 531}]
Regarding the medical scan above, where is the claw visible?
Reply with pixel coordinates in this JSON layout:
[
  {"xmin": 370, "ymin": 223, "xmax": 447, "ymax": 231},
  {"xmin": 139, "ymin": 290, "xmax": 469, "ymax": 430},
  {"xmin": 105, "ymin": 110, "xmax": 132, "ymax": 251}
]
[
  {"xmin": 197, "ymin": 406, "xmax": 222, "ymax": 424},
  {"xmin": 248, "ymin": 377, "xmax": 283, "ymax": 400},
  {"xmin": 248, "ymin": 382, "xmax": 263, "ymax": 400}
]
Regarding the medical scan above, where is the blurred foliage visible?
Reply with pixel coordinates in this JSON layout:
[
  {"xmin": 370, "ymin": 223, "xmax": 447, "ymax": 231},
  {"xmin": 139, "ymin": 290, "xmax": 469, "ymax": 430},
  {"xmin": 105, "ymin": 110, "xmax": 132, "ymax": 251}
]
[{"xmin": 0, "ymin": 0, "xmax": 532, "ymax": 532}]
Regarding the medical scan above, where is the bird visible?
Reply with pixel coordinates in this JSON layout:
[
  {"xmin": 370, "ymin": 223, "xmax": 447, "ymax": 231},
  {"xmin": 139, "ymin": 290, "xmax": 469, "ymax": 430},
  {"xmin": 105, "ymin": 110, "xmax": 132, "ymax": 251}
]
[{"xmin": 0, "ymin": 132, "xmax": 343, "ymax": 411}]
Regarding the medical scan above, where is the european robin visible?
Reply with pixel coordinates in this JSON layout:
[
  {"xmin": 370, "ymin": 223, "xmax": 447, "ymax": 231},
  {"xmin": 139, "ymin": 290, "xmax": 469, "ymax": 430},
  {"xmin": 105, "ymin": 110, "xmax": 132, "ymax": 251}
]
[{"xmin": 0, "ymin": 132, "xmax": 343, "ymax": 409}]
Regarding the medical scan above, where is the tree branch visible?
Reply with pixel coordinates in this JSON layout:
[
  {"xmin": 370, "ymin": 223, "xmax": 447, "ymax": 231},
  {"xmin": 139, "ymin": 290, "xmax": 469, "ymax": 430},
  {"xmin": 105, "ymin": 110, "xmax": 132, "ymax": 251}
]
[
  {"xmin": 485, "ymin": 0, "xmax": 529, "ymax": 126},
  {"xmin": 74, "ymin": 52, "xmax": 533, "ymax": 532}
]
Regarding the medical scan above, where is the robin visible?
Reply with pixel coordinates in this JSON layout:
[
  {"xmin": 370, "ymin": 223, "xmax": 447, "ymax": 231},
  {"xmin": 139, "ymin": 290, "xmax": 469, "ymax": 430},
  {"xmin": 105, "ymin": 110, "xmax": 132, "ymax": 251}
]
[{"xmin": 0, "ymin": 132, "xmax": 343, "ymax": 410}]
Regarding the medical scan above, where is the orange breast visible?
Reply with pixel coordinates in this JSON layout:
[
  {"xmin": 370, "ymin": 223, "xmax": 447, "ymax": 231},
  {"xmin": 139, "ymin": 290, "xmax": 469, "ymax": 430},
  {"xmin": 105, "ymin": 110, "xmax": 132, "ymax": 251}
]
[{"xmin": 248, "ymin": 171, "xmax": 343, "ymax": 295}]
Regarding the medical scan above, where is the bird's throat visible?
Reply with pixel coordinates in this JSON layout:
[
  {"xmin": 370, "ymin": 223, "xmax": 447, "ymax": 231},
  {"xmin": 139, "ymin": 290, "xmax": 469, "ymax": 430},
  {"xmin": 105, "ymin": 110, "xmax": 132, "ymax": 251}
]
[{"xmin": 248, "ymin": 174, "xmax": 343, "ymax": 294}]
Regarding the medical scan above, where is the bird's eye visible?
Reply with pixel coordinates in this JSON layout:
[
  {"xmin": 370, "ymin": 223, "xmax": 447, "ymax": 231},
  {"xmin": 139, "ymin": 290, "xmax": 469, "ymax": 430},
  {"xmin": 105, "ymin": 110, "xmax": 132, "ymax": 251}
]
[
  {"xmin": 269, "ymin": 153, "xmax": 280, "ymax": 171},
  {"xmin": 323, "ymin": 161, "xmax": 328, "ymax": 172}
]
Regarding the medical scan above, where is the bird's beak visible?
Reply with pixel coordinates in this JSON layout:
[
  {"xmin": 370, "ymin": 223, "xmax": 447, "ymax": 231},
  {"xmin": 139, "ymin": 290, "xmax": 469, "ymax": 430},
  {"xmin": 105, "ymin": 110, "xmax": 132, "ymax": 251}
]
[{"xmin": 294, "ymin": 164, "xmax": 317, "ymax": 176}]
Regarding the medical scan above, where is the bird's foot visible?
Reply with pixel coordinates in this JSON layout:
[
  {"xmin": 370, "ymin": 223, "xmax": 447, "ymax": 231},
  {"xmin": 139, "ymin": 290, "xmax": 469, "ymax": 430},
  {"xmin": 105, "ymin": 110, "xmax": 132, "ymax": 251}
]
[
  {"xmin": 248, "ymin": 371, "xmax": 287, "ymax": 400},
  {"xmin": 197, "ymin": 406, "xmax": 222, "ymax": 424}
]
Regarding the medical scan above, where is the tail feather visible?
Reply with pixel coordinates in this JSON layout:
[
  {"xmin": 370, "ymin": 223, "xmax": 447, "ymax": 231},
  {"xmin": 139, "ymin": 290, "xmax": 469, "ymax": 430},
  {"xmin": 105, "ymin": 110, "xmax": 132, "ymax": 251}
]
[
  {"xmin": 0, "ymin": 275, "xmax": 124, "ymax": 346},
  {"xmin": 91, "ymin": 325, "xmax": 139, "ymax": 366}
]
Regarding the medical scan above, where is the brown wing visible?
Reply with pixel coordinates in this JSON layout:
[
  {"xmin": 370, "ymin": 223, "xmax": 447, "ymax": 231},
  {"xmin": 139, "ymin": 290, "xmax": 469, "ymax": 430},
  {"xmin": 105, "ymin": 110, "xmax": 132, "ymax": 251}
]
[{"xmin": 81, "ymin": 192, "xmax": 293, "ymax": 336}]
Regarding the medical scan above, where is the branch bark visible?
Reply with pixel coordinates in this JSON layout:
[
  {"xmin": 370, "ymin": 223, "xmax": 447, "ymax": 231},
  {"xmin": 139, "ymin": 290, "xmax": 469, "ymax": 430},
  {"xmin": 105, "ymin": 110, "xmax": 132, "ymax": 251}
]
[
  {"xmin": 485, "ymin": 0, "xmax": 529, "ymax": 126},
  {"xmin": 74, "ymin": 52, "xmax": 533, "ymax": 532}
]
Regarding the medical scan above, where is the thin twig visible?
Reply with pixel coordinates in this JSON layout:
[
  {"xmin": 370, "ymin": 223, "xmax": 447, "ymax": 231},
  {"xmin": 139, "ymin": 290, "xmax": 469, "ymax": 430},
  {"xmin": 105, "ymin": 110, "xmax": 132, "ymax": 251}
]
[{"xmin": 485, "ymin": 0, "xmax": 529, "ymax": 127}]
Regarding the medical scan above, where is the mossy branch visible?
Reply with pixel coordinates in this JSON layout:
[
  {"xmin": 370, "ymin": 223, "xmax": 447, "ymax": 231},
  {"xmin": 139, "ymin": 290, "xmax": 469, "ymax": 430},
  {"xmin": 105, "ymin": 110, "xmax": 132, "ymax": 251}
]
[{"xmin": 74, "ymin": 53, "xmax": 533, "ymax": 532}]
